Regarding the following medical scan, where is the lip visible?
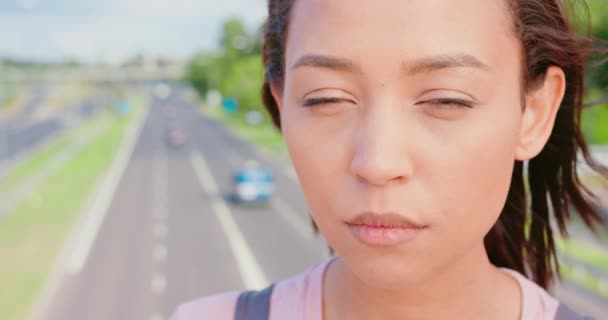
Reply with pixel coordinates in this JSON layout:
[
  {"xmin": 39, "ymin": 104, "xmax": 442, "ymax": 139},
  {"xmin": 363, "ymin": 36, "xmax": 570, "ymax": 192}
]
[{"xmin": 346, "ymin": 212, "xmax": 427, "ymax": 247}]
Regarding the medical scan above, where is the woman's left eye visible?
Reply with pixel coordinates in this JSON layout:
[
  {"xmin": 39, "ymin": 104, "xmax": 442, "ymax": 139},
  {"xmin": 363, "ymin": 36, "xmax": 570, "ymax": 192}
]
[{"xmin": 425, "ymin": 98, "xmax": 474, "ymax": 109}]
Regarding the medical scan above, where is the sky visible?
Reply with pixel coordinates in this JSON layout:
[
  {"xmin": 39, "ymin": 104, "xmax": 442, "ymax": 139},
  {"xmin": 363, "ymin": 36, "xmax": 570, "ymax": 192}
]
[{"xmin": 0, "ymin": 0, "xmax": 267, "ymax": 63}]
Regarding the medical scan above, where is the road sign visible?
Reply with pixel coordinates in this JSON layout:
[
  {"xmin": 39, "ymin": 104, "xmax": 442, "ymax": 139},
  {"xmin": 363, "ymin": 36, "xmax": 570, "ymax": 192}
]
[{"xmin": 222, "ymin": 98, "xmax": 238, "ymax": 114}]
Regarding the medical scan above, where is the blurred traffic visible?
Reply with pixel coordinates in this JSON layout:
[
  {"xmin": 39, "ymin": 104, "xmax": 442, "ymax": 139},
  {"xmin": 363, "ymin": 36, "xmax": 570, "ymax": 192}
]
[{"xmin": 232, "ymin": 160, "xmax": 275, "ymax": 204}]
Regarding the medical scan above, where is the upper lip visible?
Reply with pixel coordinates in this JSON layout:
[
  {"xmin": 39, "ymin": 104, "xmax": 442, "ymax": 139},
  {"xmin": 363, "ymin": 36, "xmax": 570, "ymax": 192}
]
[{"xmin": 346, "ymin": 212, "xmax": 426, "ymax": 229}]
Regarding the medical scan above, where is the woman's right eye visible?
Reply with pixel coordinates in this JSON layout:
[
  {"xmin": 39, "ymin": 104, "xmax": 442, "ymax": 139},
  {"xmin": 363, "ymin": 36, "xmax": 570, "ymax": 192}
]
[{"xmin": 302, "ymin": 97, "xmax": 345, "ymax": 107}]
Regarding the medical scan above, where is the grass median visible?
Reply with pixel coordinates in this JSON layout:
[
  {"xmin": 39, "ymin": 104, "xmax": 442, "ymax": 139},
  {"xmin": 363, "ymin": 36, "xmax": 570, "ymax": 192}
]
[
  {"xmin": 557, "ymin": 230, "xmax": 608, "ymax": 299},
  {"xmin": 560, "ymin": 263, "xmax": 608, "ymax": 300},
  {"xmin": 582, "ymin": 90, "xmax": 608, "ymax": 145},
  {"xmin": 0, "ymin": 131, "xmax": 74, "ymax": 196},
  {"xmin": 0, "ymin": 84, "xmax": 28, "ymax": 119},
  {"xmin": 0, "ymin": 99, "xmax": 143, "ymax": 320},
  {"xmin": 558, "ymin": 237, "xmax": 608, "ymax": 272}
]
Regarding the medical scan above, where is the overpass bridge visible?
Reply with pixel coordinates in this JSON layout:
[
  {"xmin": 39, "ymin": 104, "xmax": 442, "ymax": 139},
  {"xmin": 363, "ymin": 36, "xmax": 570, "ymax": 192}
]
[{"xmin": 0, "ymin": 66, "xmax": 184, "ymax": 84}]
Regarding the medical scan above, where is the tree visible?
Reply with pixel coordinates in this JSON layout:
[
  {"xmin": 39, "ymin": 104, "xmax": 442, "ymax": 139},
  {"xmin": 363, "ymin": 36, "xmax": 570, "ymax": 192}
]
[
  {"xmin": 576, "ymin": 0, "xmax": 608, "ymax": 100},
  {"xmin": 220, "ymin": 17, "xmax": 250, "ymax": 60},
  {"xmin": 187, "ymin": 16, "xmax": 266, "ymax": 114}
]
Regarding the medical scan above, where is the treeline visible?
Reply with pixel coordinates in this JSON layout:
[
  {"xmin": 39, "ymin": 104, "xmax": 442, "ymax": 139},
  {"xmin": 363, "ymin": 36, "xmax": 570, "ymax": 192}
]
[{"xmin": 185, "ymin": 18, "xmax": 268, "ymax": 121}]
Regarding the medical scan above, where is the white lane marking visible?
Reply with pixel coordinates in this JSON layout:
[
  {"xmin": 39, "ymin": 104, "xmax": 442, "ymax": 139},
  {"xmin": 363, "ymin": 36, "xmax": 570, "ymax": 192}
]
[
  {"xmin": 65, "ymin": 106, "xmax": 149, "ymax": 274},
  {"xmin": 151, "ymin": 145, "xmax": 168, "ymax": 320},
  {"xmin": 271, "ymin": 197, "xmax": 312, "ymax": 239},
  {"xmin": 154, "ymin": 145, "xmax": 169, "ymax": 222},
  {"xmin": 154, "ymin": 204, "xmax": 168, "ymax": 221},
  {"xmin": 151, "ymin": 273, "xmax": 167, "ymax": 294},
  {"xmin": 153, "ymin": 223, "xmax": 168, "ymax": 239},
  {"xmin": 149, "ymin": 313, "xmax": 164, "ymax": 320},
  {"xmin": 153, "ymin": 244, "xmax": 168, "ymax": 263},
  {"xmin": 190, "ymin": 149, "xmax": 269, "ymax": 290}
]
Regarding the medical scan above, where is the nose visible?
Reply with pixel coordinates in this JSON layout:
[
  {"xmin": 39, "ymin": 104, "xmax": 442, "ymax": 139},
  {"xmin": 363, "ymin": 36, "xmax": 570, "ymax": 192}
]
[{"xmin": 350, "ymin": 106, "xmax": 414, "ymax": 186}]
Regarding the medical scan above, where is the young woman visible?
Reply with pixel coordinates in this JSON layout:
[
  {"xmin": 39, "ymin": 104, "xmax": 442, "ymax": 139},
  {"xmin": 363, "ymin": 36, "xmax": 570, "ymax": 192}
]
[{"xmin": 171, "ymin": 0, "xmax": 607, "ymax": 319}]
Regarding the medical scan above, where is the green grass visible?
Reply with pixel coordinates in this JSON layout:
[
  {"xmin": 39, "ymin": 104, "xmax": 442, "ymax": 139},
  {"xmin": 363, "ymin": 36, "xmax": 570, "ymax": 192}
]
[
  {"xmin": 0, "ymin": 129, "xmax": 75, "ymax": 195},
  {"xmin": 560, "ymin": 263, "xmax": 608, "ymax": 300},
  {"xmin": 0, "ymin": 102, "xmax": 142, "ymax": 320},
  {"xmin": 205, "ymin": 105, "xmax": 287, "ymax": 155},
  {"xmin": 581, "ymin": 90, "xmax": 608, "ymax": 145},
  {"xmin": 1, "ymin": 94, "xmax": 147, "ymax": 194},
  {"xmin": 0, "ymin": 91, "xmax": 15, "ymax": 111},
  {"xmin": 0, "ymin": 85, "xmax": 27, "ymax": 116},
  {"xmin": 557, "ymin": 238, "xmax": 608, "ymax": 272}
]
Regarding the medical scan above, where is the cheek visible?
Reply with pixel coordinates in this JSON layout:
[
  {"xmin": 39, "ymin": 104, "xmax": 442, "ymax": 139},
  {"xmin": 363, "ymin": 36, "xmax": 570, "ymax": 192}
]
[
  {"xmin": 281, "ymin": 102, "xmax": 351, "ymax": 224},
  {"xmin": 426, "ymin": 103, "xmax": 522, "ymax": 251}
]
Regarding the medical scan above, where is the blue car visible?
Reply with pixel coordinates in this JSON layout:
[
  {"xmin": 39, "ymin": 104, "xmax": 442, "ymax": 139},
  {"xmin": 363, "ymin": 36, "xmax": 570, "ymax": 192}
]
[{"xmin": 232, "ymin": 161, "xmax": 275, "ymax": 204}]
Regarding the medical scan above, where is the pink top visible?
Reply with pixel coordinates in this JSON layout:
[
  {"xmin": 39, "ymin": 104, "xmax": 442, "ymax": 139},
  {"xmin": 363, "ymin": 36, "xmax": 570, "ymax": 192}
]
[{"xmin": 170, "ymin": 259, "xmax": 559, "ymax": 320}]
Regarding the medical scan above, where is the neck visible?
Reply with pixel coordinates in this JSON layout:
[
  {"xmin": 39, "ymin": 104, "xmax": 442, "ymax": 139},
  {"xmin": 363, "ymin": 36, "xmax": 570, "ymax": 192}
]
[{"xmin": 323, "ymin": 244, "xmax": 521, "ymax": 320}]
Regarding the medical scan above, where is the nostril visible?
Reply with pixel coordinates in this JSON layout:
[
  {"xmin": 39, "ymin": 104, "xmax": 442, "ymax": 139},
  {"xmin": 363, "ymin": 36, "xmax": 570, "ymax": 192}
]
[
  {"xmin": 351, "ymin": 153, "xmax": 414, "ymax": 186},
  {"xmin": 353, "ymin": 166, "xmax": 410, "ymax": 187},
  {"xmin": 392, "ymin": 175, "xmax": 408, "ymax": 184},
  {"xmin": 350, "ymin": 122, "xmax": 415, "ymax": 186}
]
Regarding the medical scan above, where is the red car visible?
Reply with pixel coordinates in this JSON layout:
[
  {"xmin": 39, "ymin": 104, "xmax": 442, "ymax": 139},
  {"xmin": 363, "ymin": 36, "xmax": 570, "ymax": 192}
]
[{"xmin": 166, "ymin": 128, "xmax": 187, "ymax": 147}]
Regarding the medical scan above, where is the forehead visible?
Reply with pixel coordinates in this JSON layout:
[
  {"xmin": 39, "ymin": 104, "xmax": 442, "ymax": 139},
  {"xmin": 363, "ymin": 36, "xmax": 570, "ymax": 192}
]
[{"xmin": 286, "ymin": 0, "xmax": 519, "ymax": 73}]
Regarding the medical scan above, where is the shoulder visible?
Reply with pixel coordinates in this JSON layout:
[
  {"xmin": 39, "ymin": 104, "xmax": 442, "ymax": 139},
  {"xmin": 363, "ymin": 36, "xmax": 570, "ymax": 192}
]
[
  {"xmin": 170, "ymin": 258, "xmax": 332, "ymax": 320},
  {"xmin": 501, "ymin": 268, "xmax": 562, "ymax": 320},
  {"xmin": 169, "ymin": 291, "xmax": 240, "ymax": 320},
  {"xmin": 269, "ymin": 258, "xmax": 329, "ymax": 318}
]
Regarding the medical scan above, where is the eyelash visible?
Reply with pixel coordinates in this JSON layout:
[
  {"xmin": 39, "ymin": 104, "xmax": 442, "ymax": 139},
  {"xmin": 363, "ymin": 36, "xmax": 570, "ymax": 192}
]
[
  {"xmin": 302, "ymin": 97, "xmax": 345, "ymax": 107},
  {"xmin": 425, "ymin": 98, "xmax": 474, "ymax": 108},
  {"xmin": 302, "ymin": 97, "xmax": 474, "ymax": 108}
]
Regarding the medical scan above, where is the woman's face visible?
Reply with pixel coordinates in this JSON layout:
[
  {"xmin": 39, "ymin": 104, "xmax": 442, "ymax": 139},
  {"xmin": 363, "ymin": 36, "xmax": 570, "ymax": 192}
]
[{"xmin": 278, "ymin": 0, "xmax": 526, "ymax": 287}]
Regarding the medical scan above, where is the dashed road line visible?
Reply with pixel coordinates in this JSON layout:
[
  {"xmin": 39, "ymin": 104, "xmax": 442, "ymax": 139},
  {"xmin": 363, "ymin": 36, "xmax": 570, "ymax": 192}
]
[
  {"xmin": 153, "ymin": 223, "xmax": 168, "ymax": 239},
  {"xmin": 190, "ymin": 148, "xmax": 269, "ymax": 290},
  {"xmin": 149, "ymin": 312, "xmax": 164, "ymax": 320},
  {"xmin": 151, "ymin": 273, "xmax": 167, "ymax": 294},
  {"xmin": 151, "ymin": 128, "xmax": 169, "ymax": 320},
  {"xmin": 153, "ymin": 244, "xmax": 168, "ymax": 263}
]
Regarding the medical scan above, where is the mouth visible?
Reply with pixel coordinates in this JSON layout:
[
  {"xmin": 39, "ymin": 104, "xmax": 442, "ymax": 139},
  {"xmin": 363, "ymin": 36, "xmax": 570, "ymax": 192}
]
[{"xmin": 345, "ymin": 212, "xmax": 427, "ymax": 246}]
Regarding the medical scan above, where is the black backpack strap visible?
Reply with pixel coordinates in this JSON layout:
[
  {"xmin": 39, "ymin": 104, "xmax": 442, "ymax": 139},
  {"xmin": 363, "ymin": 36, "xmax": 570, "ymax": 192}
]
[
  {"xmin": 234, "ymin": 284, "xmax": 275, "ymax": 320},
  {"xmin": 555, "ymin": 303, "xmax": 594, "ymax": 320}
]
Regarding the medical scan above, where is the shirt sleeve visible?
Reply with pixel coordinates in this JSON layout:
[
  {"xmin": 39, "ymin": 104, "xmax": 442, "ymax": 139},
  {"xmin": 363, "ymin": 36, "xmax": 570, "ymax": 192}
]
[{"xmin": 168, "ymin": 292, "xmax": 240, "ymax": 320}]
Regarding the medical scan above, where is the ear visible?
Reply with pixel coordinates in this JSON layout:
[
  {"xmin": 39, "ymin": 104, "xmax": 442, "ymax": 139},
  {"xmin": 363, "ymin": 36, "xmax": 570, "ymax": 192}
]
[
  {"xmin": 515, "ymin": 66, "xmax": 566, "ymax": 161},
  {"xmin": 269, "ymin": 81, "xmax": 284, "ymax": 112}
]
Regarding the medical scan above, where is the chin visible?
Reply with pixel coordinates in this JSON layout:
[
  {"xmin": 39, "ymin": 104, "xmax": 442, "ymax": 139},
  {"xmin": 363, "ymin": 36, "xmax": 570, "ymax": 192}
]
[{"xmin": 340, "ymin": 248, "xmax": 436, "ymax": 290}]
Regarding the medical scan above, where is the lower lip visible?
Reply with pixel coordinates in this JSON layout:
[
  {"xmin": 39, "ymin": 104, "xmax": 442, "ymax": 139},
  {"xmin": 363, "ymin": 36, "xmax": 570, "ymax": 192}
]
[{"xmin": 347, "ymin": 224, "xmax": 425, "ymax": 246}]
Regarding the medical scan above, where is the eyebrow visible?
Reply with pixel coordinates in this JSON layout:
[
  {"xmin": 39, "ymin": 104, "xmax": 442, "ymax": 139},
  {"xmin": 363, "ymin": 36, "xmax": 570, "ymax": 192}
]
[
  {"xmin": 405, "ymin": 53, "xmax": 490, "ymax": 75},
  {"xmin": 290, "ymin": 54, "xmax": 362, "ymax": 73},
  {"xmin": 290, "ymin": 53, "xmax": 489, "ymax": 75}
]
